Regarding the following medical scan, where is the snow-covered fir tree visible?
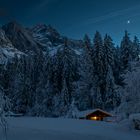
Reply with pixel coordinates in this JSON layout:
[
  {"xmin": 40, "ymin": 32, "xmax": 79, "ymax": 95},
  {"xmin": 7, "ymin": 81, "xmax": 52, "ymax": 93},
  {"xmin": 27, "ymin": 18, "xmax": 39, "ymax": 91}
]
[
  {"xmin": 93, "ymin": 31, "xmax": 105, "ymax": 108},
  {"xmin": 75, "ymin": 34, "xmax": 95, "ymax": 110},
  {"xmin": 120, "ymin": 31, "xmax": 133, "ymax": 71},
  {"xmin": 132, "ymin": 36, "xmax": 140, "ymax": 61}
]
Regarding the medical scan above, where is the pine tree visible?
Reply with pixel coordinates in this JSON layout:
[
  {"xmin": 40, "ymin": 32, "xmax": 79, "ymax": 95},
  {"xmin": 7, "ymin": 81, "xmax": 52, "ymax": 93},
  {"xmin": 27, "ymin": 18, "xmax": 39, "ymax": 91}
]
[
  {"xmin": 120, "ymin": 31, "xmax": 133, "ymax": 71},
  {"xmin": 11, "ymin": 56, "xmax": 30, "ymax": 114},
  {"xmin": 61, "ymin": 79, "xmax": 69, "ymax": 112},
  {"xmin": 93, "ymin": 31, "xmax": 104, "ymax": 77},
  {"xmin": 74, "ymin": 51, "xmax": 93, "ymax": 110},
  {"xmin": 103, "ymin": 35, "xmax": 120, "ymax": 109},
  {"xmin": 83, "ymin": 34, "xmax": 92, "ymax": 50},
  {"xmin": 93, "ymin": 31, "xmax": 104, "ymax": 108},
  {"xmin": 75, "ymin": 34, "xmax": 95, "ymax": 110},
  {"xmin": 31, "ymin": 51, "xmax": 55, "ymax": 117},
  {"xmin": 57, "ymin": 38, "xmax": 79, "ymax": 104},
  {"xmin": 104, "ymin": 66, "xmax": 120, "ymax": 109},
  {"xmin": 132, "ymin": 36, "xmax": 140, "ymax": 61},
  {"xmin": 113, "ymin": 46, "xmax": 124, "ymax": 86},
  {"xmin": 104, "ymin": 34, "xmax": 114, "ymax": 69}
]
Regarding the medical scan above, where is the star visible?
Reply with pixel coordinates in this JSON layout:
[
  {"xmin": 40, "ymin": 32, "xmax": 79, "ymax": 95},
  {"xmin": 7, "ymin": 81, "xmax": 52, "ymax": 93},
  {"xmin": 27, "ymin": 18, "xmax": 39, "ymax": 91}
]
[{"xmin": 127, "ymin": 20, "xmax": 130, "ymax": 24}]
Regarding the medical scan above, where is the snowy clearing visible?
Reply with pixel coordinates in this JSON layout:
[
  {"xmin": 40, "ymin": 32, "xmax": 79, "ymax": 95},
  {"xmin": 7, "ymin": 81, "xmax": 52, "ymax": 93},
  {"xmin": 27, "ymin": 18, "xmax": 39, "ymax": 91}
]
[{"xmin": 0, "ymin": 117, "xmax": 140, "ymax": 140}]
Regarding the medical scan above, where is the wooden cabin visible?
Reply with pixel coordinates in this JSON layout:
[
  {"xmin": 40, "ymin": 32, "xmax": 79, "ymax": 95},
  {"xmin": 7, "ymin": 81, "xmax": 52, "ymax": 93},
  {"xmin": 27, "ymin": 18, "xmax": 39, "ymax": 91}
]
[{"xmin": 77, "ymin": 109, "xmax": 112, "ymax": 121}]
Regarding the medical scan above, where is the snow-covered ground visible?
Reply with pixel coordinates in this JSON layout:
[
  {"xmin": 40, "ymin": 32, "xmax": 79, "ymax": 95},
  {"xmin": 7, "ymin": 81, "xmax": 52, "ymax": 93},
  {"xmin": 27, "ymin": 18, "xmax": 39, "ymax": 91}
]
[{"xmin": 0, "ymin": 117, "xmax": 140, "ymax": 140}]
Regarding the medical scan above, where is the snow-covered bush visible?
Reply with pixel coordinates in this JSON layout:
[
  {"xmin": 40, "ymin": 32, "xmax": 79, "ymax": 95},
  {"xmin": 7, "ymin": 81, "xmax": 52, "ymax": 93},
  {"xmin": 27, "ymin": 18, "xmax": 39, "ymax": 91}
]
[
  {"xmin": 117, "ymin": 62, "xmax": 140, "ymax": 119},
  {"xmin": 66, "ymin": 100, "xmax": 79, "ymax": 118},
  {"xmin": 129, "ymin": 114, "xmax": 140, "ymax": 130}
]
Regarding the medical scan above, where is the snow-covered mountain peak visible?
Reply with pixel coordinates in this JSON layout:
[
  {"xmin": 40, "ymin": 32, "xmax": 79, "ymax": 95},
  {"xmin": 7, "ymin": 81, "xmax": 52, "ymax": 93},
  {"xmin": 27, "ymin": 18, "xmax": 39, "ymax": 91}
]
[
  {"xmin": 31, "ymin": 24, "xmax": 60, "ymax": 37},
  {"xmin": 2, "ymin": 22, "xmax": 40, "ymax": 52},
  {"xmin": 31, "ymin": 24, "xmax": 64, "ymax": 48},
  {"xmin": 31, "ymin": 24, "xmax": 48, "ymax": 33}
]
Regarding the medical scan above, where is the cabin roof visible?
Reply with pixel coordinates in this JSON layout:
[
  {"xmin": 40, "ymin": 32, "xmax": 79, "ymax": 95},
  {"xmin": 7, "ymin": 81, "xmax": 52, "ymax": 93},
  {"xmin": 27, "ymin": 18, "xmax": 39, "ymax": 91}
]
[{"xmin": 76, "ymin": 108, "xmax": 112, "ymax": 118}]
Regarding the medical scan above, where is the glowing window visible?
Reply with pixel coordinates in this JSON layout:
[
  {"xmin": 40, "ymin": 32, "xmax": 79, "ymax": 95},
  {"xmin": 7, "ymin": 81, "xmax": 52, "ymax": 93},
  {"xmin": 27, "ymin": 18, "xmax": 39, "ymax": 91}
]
[{"xmin": 90, "ymin": 116, "xmax": 98, "ymax": 120}]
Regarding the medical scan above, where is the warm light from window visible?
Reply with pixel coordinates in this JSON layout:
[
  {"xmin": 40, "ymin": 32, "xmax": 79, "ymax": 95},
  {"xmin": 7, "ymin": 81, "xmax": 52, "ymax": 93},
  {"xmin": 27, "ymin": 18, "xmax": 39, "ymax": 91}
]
[{"xmin": 91, "ymin": 116, "xmax": 97, "ymax": 120}]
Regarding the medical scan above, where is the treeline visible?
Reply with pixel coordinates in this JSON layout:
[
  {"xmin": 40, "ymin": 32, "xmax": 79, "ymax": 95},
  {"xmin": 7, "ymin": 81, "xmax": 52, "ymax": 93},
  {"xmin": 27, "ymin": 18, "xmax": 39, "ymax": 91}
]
[{"xmin": 0, "ymin": 30, "xmax": 139, "ymax": 117}]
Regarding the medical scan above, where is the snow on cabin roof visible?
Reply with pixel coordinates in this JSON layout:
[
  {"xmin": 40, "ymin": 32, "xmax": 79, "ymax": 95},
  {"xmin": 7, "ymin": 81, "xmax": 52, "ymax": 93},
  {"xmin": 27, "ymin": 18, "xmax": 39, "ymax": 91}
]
[{"xmin": 76, "ymin": 108, "xmax": 112, "ymax": 118}]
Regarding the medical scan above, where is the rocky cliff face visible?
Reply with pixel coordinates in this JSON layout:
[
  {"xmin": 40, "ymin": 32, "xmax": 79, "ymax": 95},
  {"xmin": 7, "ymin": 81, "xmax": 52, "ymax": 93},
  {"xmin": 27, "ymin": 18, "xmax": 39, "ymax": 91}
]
[
  {"xmin": 2, "ymin": 22, "xmax": 40, "ymax": 53},
  {"xmin": 0, "ymin": 27, "xmax": 23, "ymax": 65}
]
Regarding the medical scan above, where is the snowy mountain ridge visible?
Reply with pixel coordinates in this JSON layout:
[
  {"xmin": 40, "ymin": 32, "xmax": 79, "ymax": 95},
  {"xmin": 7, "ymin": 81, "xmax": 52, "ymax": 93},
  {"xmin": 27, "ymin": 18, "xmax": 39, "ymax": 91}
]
[{"xmin": 0, "ymin": 21, "xmax": 84, "ymax": 66}]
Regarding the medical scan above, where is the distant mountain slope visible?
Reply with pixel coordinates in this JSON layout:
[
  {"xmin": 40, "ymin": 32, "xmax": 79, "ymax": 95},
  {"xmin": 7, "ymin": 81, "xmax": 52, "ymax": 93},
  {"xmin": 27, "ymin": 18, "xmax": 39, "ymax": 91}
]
[
  {"xmin": 0, "ymin": 28, "xmax": 24, "ymax": 65},
  {"xmin": 1, "ymin": 22, "xmax": 84, "ymax": 55},
  {"xmin": 2, "ymin": 22, "xmax": 40, "ymax": 53},
  {"xmin": 30, "ymin": 24, "xmax": 84, "ymax": 56},
  {"xmin": 31, "ymin": 24, "xmax": 64, "ymax": 47}
]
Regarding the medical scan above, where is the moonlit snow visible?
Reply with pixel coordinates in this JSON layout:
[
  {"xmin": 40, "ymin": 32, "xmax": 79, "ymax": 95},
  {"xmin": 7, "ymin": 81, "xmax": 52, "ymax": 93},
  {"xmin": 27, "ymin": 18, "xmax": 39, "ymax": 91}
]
[{"xmin": 0, "ymin": 117, "xmax": 139, "ymax": 140}]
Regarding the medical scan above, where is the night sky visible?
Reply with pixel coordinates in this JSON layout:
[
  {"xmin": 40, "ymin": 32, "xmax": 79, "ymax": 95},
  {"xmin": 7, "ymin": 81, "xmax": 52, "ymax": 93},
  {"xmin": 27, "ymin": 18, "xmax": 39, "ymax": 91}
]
[{"xmin": 1, "ymin": 0, "xmax": 140, "ymax": 44}]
